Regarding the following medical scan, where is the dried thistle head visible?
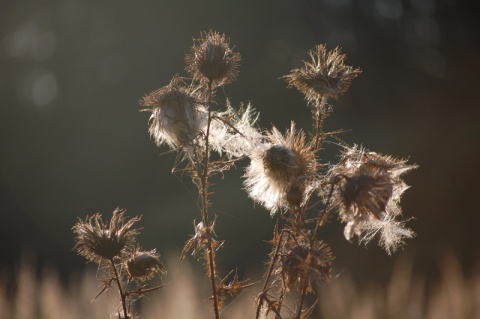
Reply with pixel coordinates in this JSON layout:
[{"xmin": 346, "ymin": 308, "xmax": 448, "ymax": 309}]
[
  {"xmin": 185, "ymin": 30, "xmax": 240, "ymax": 87},
  {"xmin": 126, "ymin": 248, "xmax": 166, "ymax": 281},
  {"xmin": 72, "ymin": 208, "xmax": 140, "ymax": 263},
  {"xmin": 140, "ymin": 76, "xmax": 207, "ymax": 149},
  {"xmin": 283, "ymin": 44, "xmax": 361, "ymax": 107},
  {"xmin": 330, "ymin": 145, "xmax": 418, "ymax": 254},
  {"xmin": 244, "ymin": 122, "xmax": 318, "ymax": 215},
  {"xmin": 278, "ymin": 238, "xmax": 334, "ymax": 292}
]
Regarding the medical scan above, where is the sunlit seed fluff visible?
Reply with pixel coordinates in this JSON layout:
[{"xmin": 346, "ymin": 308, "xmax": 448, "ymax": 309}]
[
  {"xmin": 185, "ymin": 31, "xmax": 240, "ymax": 87},
  {"xmin": 244, "ymin": 123, "xmax": 317, "ymax": 215},
  {"xmin": 208, "ymin": 102, "xmax": 262, "ymax": 158},
  {"xmin": 361, "ymin": 215, "xmax": 415, "ymax": 255},
  {"xmin": 72, "ymin": 208, "xmax": 140, "ymax": 263},
  {"xmin": 279, "ymin": 239, "xmax": 334, "ymax": 292},
  {"xmin": 126, "ymin": 249, "xmax": 166, "ymax": 281},
  {"xmin": 140, "ymin": 76, "xmax": 206, "ymax": 149},
  {"xmin": 330, "ymin": 145, "xmax": 418, "ymax": 254},
  {"xmin": 283, "ymin": 44, "xmax": 361, "ymax": 105}
]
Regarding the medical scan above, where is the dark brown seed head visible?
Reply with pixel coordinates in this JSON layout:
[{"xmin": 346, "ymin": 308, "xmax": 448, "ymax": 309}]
[
  {"xmin": 185, "ymin": 31, "xmax": 240, "ymax": 87},
  {"xmin": 342, "ymin": 165, "xmax": 393, "ymax": 219},
  {"xmin": 263, "ymin": 145, "xmax": 302, "ymax": 182}
]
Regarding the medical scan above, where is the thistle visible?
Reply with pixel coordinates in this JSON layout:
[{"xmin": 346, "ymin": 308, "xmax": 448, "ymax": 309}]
[
  {"xmin": 185, "ymin": 30, "xmax": 240, "ymax": 88},
  {"xmin": 72, "ymin": 209, "xmax": 165, "ymax": 319},
  {"xmin": 244, "ymin": 122, "xmax": 317, "ymax": 215},
  {"xmin": 329, "ymin": 145, "xmax": 417, "ymax": 254},
  {"xmin": 72, "ymin": 208, "xmax": 140, "ymax": 264},
  {"xmin": 283, "ymin": 44, "xmax": 362, "ymax": 106},
  {"xmin": 140, "ymin": 76, "xmax": 206, "ymax": 149},
  {"xmin": 135, "ymin": 32, "xmax": 418, "ymax": 319}
]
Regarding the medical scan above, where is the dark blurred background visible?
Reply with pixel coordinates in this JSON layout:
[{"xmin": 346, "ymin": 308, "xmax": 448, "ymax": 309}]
[{"xmin": 1, "ymin": 0, "xmax": 479, "ymax": 287}]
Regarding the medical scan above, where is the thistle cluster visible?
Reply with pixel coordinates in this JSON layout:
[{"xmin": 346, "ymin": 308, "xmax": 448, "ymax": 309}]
[
  {"xmin": 72, "ymin": 208, "xmax": 165, "ymax": 319},
  {"xmin": 135, "ymin": 31, "xmax": 417, "ymax": 319},
  {"xmin": 140, "ymin": 31, "xmax": 259, "ymax": 319}
]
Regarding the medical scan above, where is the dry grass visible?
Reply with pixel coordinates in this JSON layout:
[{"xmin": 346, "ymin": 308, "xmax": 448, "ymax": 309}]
[{"xmin": 1, "ymin": 255, "xmax": 479, "ymax": 319}]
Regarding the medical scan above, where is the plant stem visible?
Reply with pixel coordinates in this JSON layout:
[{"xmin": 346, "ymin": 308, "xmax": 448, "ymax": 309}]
[
  {"xmin": 200, "ymin": 80, "xmax": 220, "ymax": 319},
  {"xmin": 311, "ymin": 182, "xmax": 336, "ymax": 240},
  {"xmin": 110, "ymin": 259, "xmax": 129, "ymax": 319},
  {"xmin": 294, "ymin": 284, "xmax": 308, "ymax": 319},
  {"xmin": 312, "ymin": 97, "xmax": 328, "ymax": 150}
]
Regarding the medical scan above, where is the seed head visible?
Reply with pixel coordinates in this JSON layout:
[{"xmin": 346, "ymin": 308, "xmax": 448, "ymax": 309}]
[
  {"xmin": 140, "ymin": 76, "xmax": 207, "ymax": 149},
  {"xmin": 72, "ymin": 208, "xmax": 140, "ymax": 263},
  {"xmin": 330, "ymin": 145, "xmax": 417, "ymax": 254},
  {"xmin": 283, "ymin": 44, "xmax": 361, "ymax": 106},
  {"xmin": 185, "ymin": 31, "xmax": 240, "ymax": 87},
  {"xmin": 244, "ymin": 122, "xmax": 317, "ymax": 215},
  {"xmin": 126, "ymin": 249, "xmax": 166, "ymax": 281},
  {"xmin": 279, "ymin": 239, "xmax": 334, "ymax": 292}
]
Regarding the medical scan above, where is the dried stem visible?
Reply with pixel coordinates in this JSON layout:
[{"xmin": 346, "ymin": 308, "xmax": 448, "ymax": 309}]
[
  {"xmin": 199, "ymin": 80, "xmax": 220, "ymax": 319},
  {"xmin": 311, "ymin": 181, "xmax": 336, "ymax": 240},
  {"xmin": 110, "ymin": 258, "xmax": 129, "ymax": 319},
  {"xmin": 294, "ymin": 283, "xmax": 308, "ymax": 319},
  {"xmin": 312, "ymin": 97, "xmax": 328, "ymax": 150}
]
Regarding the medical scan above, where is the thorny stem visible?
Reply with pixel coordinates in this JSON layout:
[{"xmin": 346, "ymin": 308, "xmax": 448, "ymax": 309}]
[
  {"xmin": 312, "ymin": 182, "xmax": 336, "ymax": 240},
  {"xmin": 312, "ymin": 97, "xmax": 328, "ymax": 150},
  {"xmin": 262, "ymin": 228, "xmax": 285, "ymax": 292},
  {"xmin": 110, "ymin": 259, "xmax": 129, "ymax": 319},
  {"xmin": 287, "ymin": 183, "xmax": 336, "ymax": 319},
  {"xmin": 255, "ymin": 228, "xmax": 295, "ymax": 319},
  {"xmin": 199, "ymin": 80, "xmax": 221, "ymax": 319},
  {"xmin": 313, "ymin": 112, "xmax": 322, "ymax": 150}
]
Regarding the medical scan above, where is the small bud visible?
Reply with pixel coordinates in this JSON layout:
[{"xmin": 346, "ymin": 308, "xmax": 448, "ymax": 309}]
[
  {"xmin": 286, "ymin": 178, "xmax": 305, "ymax": 208},
  {"xmin": 126, "ymin": 249, "xmax": 166, "ymax": 281}
]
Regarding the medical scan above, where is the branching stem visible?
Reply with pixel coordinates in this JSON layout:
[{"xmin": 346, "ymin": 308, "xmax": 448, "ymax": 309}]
[{"xmin": 199, "ymin": 80, "xmax": 221, "ymax": 319}]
